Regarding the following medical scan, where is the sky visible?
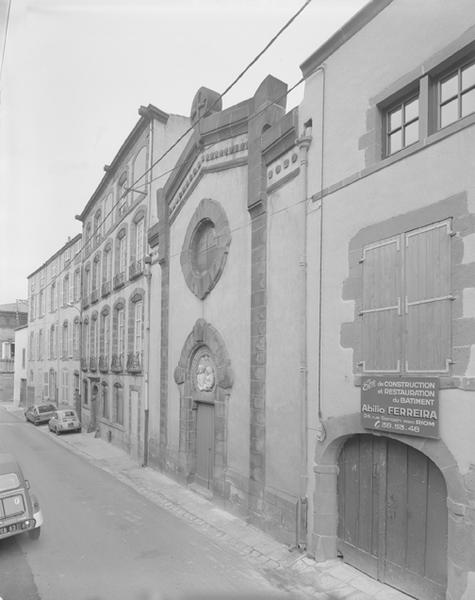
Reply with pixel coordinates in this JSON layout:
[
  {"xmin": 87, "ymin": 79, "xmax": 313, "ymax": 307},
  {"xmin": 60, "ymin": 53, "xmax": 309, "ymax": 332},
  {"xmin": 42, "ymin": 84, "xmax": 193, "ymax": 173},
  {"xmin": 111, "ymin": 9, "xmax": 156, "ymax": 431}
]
[{"xmin": 0, "ymin": 0, "xmax": 368, "ymax": 305}]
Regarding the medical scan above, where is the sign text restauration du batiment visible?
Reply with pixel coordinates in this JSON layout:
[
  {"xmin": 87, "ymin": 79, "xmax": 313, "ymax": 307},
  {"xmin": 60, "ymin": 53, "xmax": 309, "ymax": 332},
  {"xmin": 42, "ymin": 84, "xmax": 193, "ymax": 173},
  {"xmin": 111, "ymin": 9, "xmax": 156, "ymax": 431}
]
[{"xmin": 361, "ymin": 375, "xmax": 439, "ymax": 439}]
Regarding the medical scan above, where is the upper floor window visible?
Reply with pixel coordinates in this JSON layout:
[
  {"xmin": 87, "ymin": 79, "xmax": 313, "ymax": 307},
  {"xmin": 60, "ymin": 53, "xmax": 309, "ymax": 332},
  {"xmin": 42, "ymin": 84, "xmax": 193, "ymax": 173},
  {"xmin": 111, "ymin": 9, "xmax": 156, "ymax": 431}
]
[
  {"xmin": 117, "ymin": 172, "xmax": 128, "ymax": 218},
  {"xmin": 50, "ymin": 282, "xmax": 56, "ymax": 312},
  {"xmin": 103, "ymin": 244, "xmax": 112, "ymax": 282},
  {"xmin": 29, "ymin": 332, "xmax": 35, "ymax": 361},
  {"xmin": 63, "ymin": 275, "xmax": 69, "ymax": 306},
  {"xmin": 94, "ymin": 210, "xmax": 102, "ymax": 247},
  {"xmin": 72, "ymin": 318, "xmax": 80, "ymax": 359},
  {"xmin": 113, "ymin": 383, "xmax": 124, "ymax": 425},
  {"xmin": 84, "ymin": 265, "xmax": 91, "ymax": 297},
  {"xmin": 49, "ymin": 324, "xmax": 56, "ymax": 359},
  {"xmin": 73, "ymin": 269, "xmax": 81, "ymax": 302},
  {"xmin": 386, "ymin": 95, "xmax": 419, "ymax": 155},
  {"xmin": 117, "ymin": 230, "xmax": 127, "ymax": 274},
  {"xmin": 85, "ymin": 222, "xmax": 92, "ymax": 254},
  {"xmin": 92, "ymin": 255, "xmax": 101, "ymax": 292},
  {"xmin": 439, "ymin": 59, "xmax": 475, "ymax": 128},
  {"xmin": 104, "ymin": 193, "xmax": 112, "ymax": 232},
  {"xmin": 62, "ymin": 321, "xmax": 69, "ymax": 359},
  {"xmin": 135, "ymin": 217, "xmax": 145, "ymax": 263},
  {"xmin": 38, "ymin": 329, "xmax": 43, "ymax": 360},
  {"xmin": 360, "ymin": 220, "xmax": 452, "ymax": 374}
]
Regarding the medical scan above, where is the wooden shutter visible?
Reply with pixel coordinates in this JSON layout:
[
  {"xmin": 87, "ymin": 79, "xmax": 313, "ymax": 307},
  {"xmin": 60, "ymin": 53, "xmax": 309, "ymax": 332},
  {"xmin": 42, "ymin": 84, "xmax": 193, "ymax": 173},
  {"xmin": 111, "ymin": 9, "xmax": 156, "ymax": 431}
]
[
  {"xmin": 405, "ymin": 221, "xmax": 452, "ymax": 372},
  {"xmin": 361, "ymin": 237, "xmax": 401, "ymax": 372}
]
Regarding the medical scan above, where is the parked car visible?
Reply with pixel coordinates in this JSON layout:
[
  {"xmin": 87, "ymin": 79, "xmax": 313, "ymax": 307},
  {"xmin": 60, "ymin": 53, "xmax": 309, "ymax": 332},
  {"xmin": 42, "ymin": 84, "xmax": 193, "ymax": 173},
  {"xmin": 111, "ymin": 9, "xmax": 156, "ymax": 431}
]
[
  {"xmin": 48, "ymin": 409, "xmax": 81, "ymax": 434},
  {"xmin": 25, "ymin": 403, "xmax": 56, "ymax": 426},
  {"xmin": 0, "ymin": 453, "xmax": 43, "ymax": 540}
]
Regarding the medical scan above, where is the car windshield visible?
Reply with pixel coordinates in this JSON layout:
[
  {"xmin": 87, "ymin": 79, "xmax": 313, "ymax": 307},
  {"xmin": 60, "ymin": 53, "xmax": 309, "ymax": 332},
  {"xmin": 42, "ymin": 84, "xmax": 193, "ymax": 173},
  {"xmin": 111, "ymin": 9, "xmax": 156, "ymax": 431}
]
[
  {"xmin": 63, "ymin": 411, "xmax": 76, "ymax": 418},
  {"xmin": 0, "ymin": 473, "xmax": 20, "ymax": 492},
  {"xmin": 38, "ymin": 405, "xmax": 55, "ymax": 413}
]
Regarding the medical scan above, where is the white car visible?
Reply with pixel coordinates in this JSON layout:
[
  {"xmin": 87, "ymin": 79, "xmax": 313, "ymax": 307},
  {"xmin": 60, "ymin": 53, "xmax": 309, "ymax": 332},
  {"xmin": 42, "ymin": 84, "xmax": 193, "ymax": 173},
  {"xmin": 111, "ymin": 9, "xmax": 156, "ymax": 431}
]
[{"xmin": 48, "ymin": 409, "xmax": 81, "ymax": 434}]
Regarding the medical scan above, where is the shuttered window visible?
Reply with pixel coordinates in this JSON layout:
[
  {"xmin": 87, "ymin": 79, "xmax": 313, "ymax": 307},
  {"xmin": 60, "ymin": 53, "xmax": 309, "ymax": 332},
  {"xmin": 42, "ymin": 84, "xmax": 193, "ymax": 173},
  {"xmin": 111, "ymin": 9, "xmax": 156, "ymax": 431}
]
[
  {"xmin": 361, "ymin": 237, "xmax": 402, "ymax": 372},
  {"xmin": 361, "ymin": 220, "xmax": 452, "ymax": 374},
  {"xmin": 405, "ymin": 222, "xmax": 452, "ymax": 372}
]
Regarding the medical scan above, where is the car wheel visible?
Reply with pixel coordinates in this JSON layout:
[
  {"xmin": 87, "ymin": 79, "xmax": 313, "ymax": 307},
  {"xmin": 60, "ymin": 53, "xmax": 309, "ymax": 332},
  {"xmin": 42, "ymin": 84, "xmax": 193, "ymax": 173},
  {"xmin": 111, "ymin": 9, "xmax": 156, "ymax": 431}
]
[{"xmin": 29, "ymin": 527, "xmax": 40, "ymax": 540}]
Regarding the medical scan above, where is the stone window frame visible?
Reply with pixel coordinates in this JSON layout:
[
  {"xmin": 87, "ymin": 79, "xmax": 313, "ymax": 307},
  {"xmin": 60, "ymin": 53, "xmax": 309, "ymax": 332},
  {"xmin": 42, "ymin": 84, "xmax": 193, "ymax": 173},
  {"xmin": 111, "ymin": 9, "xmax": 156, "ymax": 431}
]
[
  {"xmin": 50, "ymin": 281, "xmax": 56, "ymax": 313},
  {"xmin": 92, "ymin": 252, "xmax": 101, "ymax": 292},
  {"xmin": 116, "ymin": 170, "xmax": 129, "ymax": 218},
  {"xmin": 115, "ymin": 225, "xmax": 128, "ymax": 276},
  {"xmin": 101, "ymin": 381, "xmax": 110, "ymax": 421},
  {"xmin": 130, "ymin": 206, "xmax": 147, "ymax": 265},
  {"xmin": 90, "ymin": 311, "xmax": 98, "ymax": 359},
  {"xmin": 362, "ymin": 35, "xmax": 475, "ymax": 168},
  {"xmin": 180, "ymin": 198, "xmax": 231, "ymax": 300},
  {"xmin": 99, "ymin": 304, "xmax": 111, "ymax": 358},
  {"xmin": 72, "ymin": 317, "xmax": 80, "ymax": 359},
  {"xmin": 127, "ymin": 287, "xmax": 145, "ymax": 347},
  {"xmin": 102, "ymin": 240, "xmax": 113, "ymax": 283},
  {"xmin": 93, "ymin": 208, "xmax": 102, "ymax": 247},
  {"xmin": 132, "ymin": 145, "xmax": 148, "ymax": 203},
  {"xmin": 112, "ymin": 297, "xmax": 126, "ymax": 371},
  {"xmin": 82, "ymin": 317, "xmax": 89, "ymax": 361},
  {"xmin": 113, "ymin": 382, "xmax": 124, "ymax": 426},
  {"xmin": 61, "ymin": 319, "xmax": 69, "ymax": 359},
  {"xmin": 49, "ymin": 324, "xmax": 56, "ymax": 359},
  {"xmin": 62, "ymin": 274, "xmax": 70, "ymax": 306},
  {"xmin": 73, "ymin": 268, "xmax": 81, "ymax": 302},
  {"xmin": 84, "ymin": 262, "xmax": 91, "ymax": 297},
  {"xmin": 341, "ymin": 194, "xmax": 475, "ymax": 390}
]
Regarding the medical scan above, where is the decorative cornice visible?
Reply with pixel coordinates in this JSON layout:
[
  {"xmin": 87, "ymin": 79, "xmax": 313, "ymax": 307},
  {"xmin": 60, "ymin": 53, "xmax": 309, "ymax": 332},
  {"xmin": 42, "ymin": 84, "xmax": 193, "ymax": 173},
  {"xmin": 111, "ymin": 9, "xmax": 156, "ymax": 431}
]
[{"xmin": 168, "ymin": 136, "xmax": 248, "ymax": 222}]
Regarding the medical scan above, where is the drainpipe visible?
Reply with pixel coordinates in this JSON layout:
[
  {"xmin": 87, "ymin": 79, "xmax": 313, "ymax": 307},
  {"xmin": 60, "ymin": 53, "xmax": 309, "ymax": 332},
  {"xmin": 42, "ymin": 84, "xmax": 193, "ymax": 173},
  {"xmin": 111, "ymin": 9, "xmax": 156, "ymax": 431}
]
[
  {"xmin": 142, "ymin": 255, "xmax": 151, "ymax": 466},
  {"xmin": 315, "ymin": 65, "xmax": 327, "ymax": 444},
  {"xmin": 295, "ymin": 122, "xmax": 312, "ymax": 550},
  {"xmin": 142, "ymin": 117, "xmax": 154, "ymax": 467}
]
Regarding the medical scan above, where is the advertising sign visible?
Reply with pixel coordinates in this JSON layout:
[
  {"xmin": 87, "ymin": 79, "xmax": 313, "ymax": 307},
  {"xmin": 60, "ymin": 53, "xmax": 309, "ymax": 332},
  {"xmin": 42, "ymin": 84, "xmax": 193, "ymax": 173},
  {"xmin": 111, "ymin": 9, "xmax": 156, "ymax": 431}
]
[{"xmin": 361, "ymin": 375, "xmax": 439, "ymax": 439}]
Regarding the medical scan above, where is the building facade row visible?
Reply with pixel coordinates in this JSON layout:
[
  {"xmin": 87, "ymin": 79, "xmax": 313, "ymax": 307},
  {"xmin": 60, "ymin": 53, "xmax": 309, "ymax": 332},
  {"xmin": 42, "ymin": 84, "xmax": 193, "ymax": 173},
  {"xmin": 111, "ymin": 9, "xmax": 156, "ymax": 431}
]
[
  {"xmin": 26, "ymin": 2, "xmax": 475, "ymax": 599},
  {"xmin": 27, "ymin": 235, "xmax": 82, "ymax": 408}
]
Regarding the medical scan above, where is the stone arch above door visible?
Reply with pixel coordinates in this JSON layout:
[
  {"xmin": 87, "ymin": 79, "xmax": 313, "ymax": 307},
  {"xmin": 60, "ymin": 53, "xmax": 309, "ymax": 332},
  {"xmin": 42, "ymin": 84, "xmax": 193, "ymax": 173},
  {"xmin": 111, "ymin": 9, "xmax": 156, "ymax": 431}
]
[
  {"xmin": 174, "ymin": 319, "xmax": 233, "ymax": 495},
  {"xmin": 311, "ymin": 413, "xmax": 472, "ymax": 600},
  {"xmin": 174, "ymin": 318, "xmax": 233, "ymax": 390}
]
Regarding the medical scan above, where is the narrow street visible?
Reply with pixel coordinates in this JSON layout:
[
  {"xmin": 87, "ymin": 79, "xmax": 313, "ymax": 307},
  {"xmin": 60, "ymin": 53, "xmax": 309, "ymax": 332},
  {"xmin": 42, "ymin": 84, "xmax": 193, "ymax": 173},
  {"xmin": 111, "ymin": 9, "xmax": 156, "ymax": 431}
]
[{"xmin": 0, "ymin": 407, "xmax": 288, "ymax": 600}]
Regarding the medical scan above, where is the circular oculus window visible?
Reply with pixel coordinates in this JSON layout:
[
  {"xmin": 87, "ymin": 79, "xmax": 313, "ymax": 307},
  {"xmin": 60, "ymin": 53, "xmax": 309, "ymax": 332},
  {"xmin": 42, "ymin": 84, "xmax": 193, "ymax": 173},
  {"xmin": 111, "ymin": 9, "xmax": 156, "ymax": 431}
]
[{"xmin": 181, "ymin": 199, "xmax": 231, "ymax": 300}]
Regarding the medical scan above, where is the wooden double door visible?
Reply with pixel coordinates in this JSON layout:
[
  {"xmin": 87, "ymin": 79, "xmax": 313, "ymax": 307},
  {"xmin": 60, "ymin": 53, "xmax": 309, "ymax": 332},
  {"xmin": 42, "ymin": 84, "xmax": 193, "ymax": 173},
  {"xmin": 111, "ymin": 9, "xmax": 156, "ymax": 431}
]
[{"xmin": 338, "ymin": 435, "xmax": 447, "ymax": 600}]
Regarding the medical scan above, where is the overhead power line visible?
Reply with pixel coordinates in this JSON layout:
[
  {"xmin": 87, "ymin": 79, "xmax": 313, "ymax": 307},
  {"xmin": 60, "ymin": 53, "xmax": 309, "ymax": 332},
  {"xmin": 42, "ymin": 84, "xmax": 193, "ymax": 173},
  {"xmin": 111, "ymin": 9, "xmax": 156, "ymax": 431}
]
[{"xmin": 31, "ymin": 0, "xmax": 312, "ymax": 286}]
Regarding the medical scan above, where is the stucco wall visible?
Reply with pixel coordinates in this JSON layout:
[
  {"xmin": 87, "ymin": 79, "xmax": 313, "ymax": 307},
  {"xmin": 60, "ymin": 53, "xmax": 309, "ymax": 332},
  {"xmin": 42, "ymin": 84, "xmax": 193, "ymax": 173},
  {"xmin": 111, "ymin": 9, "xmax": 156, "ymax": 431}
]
[
  {"xmin": 13, "ymin": 327, "xmax": 27, "ymax": 406},
  {"xmin": 168, "ymin": 165, "xmax": 251, "ymax": 478},
  {"xmin": 299, "ymin": 0, "xmax": 475, "ymax": 192},
  {"xmin": 266, "ymin": 177, "xmax": 303, "ymax": 496},
  {"xmin": 313, "ymin": 126, "xmax": 475, "ymax": 473}
]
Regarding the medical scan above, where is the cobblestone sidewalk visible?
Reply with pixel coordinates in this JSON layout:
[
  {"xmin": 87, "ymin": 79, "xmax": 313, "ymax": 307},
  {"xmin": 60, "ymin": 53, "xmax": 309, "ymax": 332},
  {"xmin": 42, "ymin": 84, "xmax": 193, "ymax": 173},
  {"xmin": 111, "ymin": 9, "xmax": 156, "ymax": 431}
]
[{"xmin": 3, "ymin": 402, "xmax": 411, "ymax": 600}]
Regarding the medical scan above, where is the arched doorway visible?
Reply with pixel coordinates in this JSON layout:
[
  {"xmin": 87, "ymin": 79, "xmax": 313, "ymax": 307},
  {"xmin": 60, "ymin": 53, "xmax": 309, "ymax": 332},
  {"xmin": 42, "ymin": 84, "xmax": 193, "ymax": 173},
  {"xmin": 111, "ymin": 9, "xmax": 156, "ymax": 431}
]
[
  {"xmin": 174, "ymin": 319, "xmax": 233, "ymax": 496},
  {"xmin": 337, "ymin": 434, "xmax": 447, "ymax": 600}
]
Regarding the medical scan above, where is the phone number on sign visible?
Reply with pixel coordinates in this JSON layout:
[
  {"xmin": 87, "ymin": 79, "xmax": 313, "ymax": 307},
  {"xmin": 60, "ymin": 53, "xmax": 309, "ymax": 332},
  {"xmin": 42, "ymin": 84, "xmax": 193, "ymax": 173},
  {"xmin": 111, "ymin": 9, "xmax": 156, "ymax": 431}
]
[{"xmin": 373, "ymin": 421, "xmax": 422, "ymax": 433}]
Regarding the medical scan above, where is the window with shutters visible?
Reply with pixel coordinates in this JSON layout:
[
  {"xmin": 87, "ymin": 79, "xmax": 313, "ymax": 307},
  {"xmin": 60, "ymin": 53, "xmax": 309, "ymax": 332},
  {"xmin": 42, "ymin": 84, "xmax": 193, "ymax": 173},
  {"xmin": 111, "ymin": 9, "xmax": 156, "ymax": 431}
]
[{"xmin": 360, "ymin": 219, "xmax": 453, "ymax": 374}]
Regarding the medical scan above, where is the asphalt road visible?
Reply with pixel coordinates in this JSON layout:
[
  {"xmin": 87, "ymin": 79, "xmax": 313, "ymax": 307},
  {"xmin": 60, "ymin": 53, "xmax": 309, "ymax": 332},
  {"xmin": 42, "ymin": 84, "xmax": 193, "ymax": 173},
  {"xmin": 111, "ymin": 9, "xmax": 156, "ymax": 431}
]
[{"xmin": 0, "ymin": 407, "xmax": 288, "ymax": 600}]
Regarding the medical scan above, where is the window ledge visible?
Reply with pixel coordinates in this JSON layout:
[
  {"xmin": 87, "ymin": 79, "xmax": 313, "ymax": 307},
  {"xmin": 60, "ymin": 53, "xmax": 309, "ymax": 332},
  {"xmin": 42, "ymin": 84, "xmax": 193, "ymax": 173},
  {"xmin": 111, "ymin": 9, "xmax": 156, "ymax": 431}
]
[{"xmin": 313, "ymin": 113, "xmax": 475, "ymax": 202}]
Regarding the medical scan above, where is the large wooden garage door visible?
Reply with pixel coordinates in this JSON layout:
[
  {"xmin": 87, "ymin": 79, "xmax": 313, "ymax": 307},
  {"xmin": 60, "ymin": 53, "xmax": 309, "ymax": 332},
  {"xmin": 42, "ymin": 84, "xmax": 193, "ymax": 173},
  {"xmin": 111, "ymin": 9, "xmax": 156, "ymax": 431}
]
[{"xmin": 338, "ymin": 435, "xmax": 447, "ymax": 600}]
